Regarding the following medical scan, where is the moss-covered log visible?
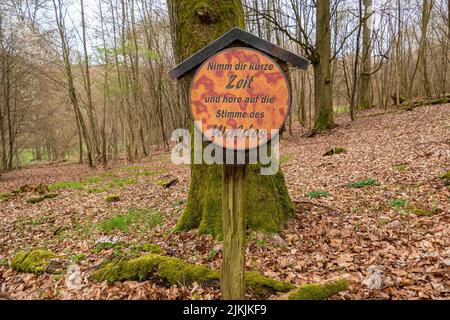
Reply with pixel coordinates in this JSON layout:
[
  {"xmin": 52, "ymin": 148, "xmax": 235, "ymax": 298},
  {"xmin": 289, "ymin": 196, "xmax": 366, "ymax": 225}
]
[
  {"xmin": 288, "ymin": 279, "xmax": 348, "ymax": 300},
  {"xmin": 11, "ymin": 250, "xmax": 57, "ymax": 275},
  {"xmin": 400, "ymin": 95, "xmax": 450, "ymax": 111},
  {"xmin": 91, "ymin": 253, "xmax": 349, "ymax": 299},
  {"xmin": 169, "ymin": 0, "xmax": 294, "ymax": 239},
  {"xmin": 91, "ymin": 253, "xmax": 295, "ymax": 297}
]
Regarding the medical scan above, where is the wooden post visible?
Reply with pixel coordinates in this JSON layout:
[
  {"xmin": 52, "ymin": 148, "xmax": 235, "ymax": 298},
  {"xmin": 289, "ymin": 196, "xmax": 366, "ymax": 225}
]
[{"xmin": 221, "ymin": 164, "xmax": 246, "ymax": 300}]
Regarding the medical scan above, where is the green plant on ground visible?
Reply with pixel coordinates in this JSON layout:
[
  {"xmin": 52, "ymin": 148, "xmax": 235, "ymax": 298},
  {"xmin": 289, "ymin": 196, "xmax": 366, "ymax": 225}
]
[
  {"xmin": 107, "ymin": 177, "xmax": 136, "ymax": 188},
  {"xmin": 280, "ymin": 155, "xmax": 293, "ymax": 164},
  {"xmin": 30, "ymin": 218, "xmax": 46, "ymax": 226},
  {"xmin": 0, "ymin": 257, "xmax": 9, "ymax": 267},
  {"xmin": 307, "ymin": 191, "xmax": 331, "ymax": 199},
  {"xmin": 71, "ymin": 253, "xmax": 86, "ymax": 263},
  {"xmin": 124, "ymin": 166, "xmax": 165, "ymax": 175},
  {"xmin": 347, "ymin": 178, "xmax": 378, "ymax": 188},
  {"xmin": 256, "ymin": 239, "xmax": 268, "ymax": 248},
  {"xmin": 93, "ymin": 242, "xmax": 125, "ymax": 253},
  {"xmin": 162, "ymin": 226, "xmax": 175, "ymax": 237},
  {"xmin": 207, "ymin": 248, "xmax": 218, "ymax": 261},
  {"xmin": 85, "ymin": 176, "xmax": 102, "ymax": 184},
  {"xmin": 389, "ymin": 198, "xmax": 407, "ymax": 207},
  {"xmin": 334, "ymin": 105, "xmax": 350, "ymax": 114},
  {"xmin": 88, "ymin": 188, "xmax": 105, "ymax": 194},
  {"xmin": 49, "ymin": 181, "xmax": 84, "ymax": 191},
  {"xmin": 99, "ymin": 171, "xmax": 114, "ymax": 178},
  {"xmin": 98, "ymin": 208, "xmax": 163, "ymax": 233}
]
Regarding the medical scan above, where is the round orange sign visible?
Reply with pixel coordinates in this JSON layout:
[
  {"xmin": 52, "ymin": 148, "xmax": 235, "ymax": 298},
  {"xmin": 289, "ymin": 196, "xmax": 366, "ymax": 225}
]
[{"xmin": 190, "ymin": 47, "xmax": 290, "ymax": 151}]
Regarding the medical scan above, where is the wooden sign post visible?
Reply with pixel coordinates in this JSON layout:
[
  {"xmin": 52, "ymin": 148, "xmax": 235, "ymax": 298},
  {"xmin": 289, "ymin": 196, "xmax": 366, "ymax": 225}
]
[
  {"xmin": 169, "ymin": 27, "xmax": 309, "ymax": 300},
  {"xmin": 221, "ymin": 164, "xmax": 246, "ymax": 299},
  {"xmin": 189, "ymin": 46, "xmax": 291, "ymax": 299}
]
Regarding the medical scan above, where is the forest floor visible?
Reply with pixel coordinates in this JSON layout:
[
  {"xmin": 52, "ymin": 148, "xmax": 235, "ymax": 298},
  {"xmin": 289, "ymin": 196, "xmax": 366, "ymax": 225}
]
[{"xmin": 0, "ymin": 104, "xmax": 449, "ymax": 300}]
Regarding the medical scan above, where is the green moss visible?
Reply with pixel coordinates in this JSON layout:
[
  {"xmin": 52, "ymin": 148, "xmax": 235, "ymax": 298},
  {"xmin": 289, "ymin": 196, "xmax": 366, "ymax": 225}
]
[
  {"xmin": 323, "ymin": 147, "xmax": 346, "ymax": 156},
  {"xmin": 246, "ymin": 271, "xmax": 295, "ymax": 297},
  {"xmin": 440, "ymin": 171, "xmax": 450, "ymax": 186},
  {"xmin": 92, "ymin": 253, "xmax": 294, "ymax": 295},
  {"xmin": 106, "ymin": 195, "xmax": 120, "ymax": 203},
  {"xmin": 27, "ymin": 193, "xmax": 58, "ymax": 204},
  {"xmin": 92, "ymin": 253, "xmax": 218, "ymax": 285},
  {"xmin": 288, "ymin": 279, "xmax": 348, "ymax": 300},
  {"xmin": 140, "ymin": 243, "xmax": 163, "ymax": 254},
  {"xmin": 156, "ymin": 178, "xmax": 178, "ymax": 188},
  {"xmin": 315, "ymin": 109, "xmax": 335, "ymax": 131},
  {"xmin": 410, "ymin": 207, "xmax": 439, "ymax": 217},
  {"xmin": 11, "ymin": 250, "xmax": 57, "ymax": 275},
  {"xmin": 0, "ymin": 192, "xmax": 15, "ymax": 202}
]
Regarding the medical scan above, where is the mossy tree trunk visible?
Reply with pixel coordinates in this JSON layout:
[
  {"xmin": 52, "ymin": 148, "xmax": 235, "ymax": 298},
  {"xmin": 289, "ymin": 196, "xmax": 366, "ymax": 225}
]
[{"xmin": 167, "ymin": 0, "xmax": 294, "ymax": 239}]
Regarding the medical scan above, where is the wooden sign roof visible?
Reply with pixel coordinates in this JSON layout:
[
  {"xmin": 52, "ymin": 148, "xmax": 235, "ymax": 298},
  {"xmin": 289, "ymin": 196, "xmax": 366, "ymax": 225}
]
[{"xmin": 169, "ymin": 27, "xmax": 310, "ymax": 80}]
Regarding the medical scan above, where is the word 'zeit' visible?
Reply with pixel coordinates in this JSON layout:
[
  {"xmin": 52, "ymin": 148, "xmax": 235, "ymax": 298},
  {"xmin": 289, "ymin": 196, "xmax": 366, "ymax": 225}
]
[{"xmin": 226, "ymin": 74, "xmax": 254, "ymax": 90}]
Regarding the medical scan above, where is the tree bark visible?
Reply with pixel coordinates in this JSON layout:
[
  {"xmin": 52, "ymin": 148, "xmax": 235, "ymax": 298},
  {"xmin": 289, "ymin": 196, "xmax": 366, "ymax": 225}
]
[
  {"xmin": 313, "ymin": 0, "xmax": 334, "ymax": 130},
  {"xmin": 357, "ymin": 0, "xmax": 373, "ymax": 109},
  {"xmin": 395, "ymin": 0, "xmax": 402, "ymax": 106},
  {"xmin": 168, "ymin": 0, "xmax": 294, "ymax": 239},
  {"xmin": 81, "ymin": 0, "xmax": 99, "ymax": 164},
  {"xmin": 419, "ymin": 0, "xmax": 432, "ymax": 97}
]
